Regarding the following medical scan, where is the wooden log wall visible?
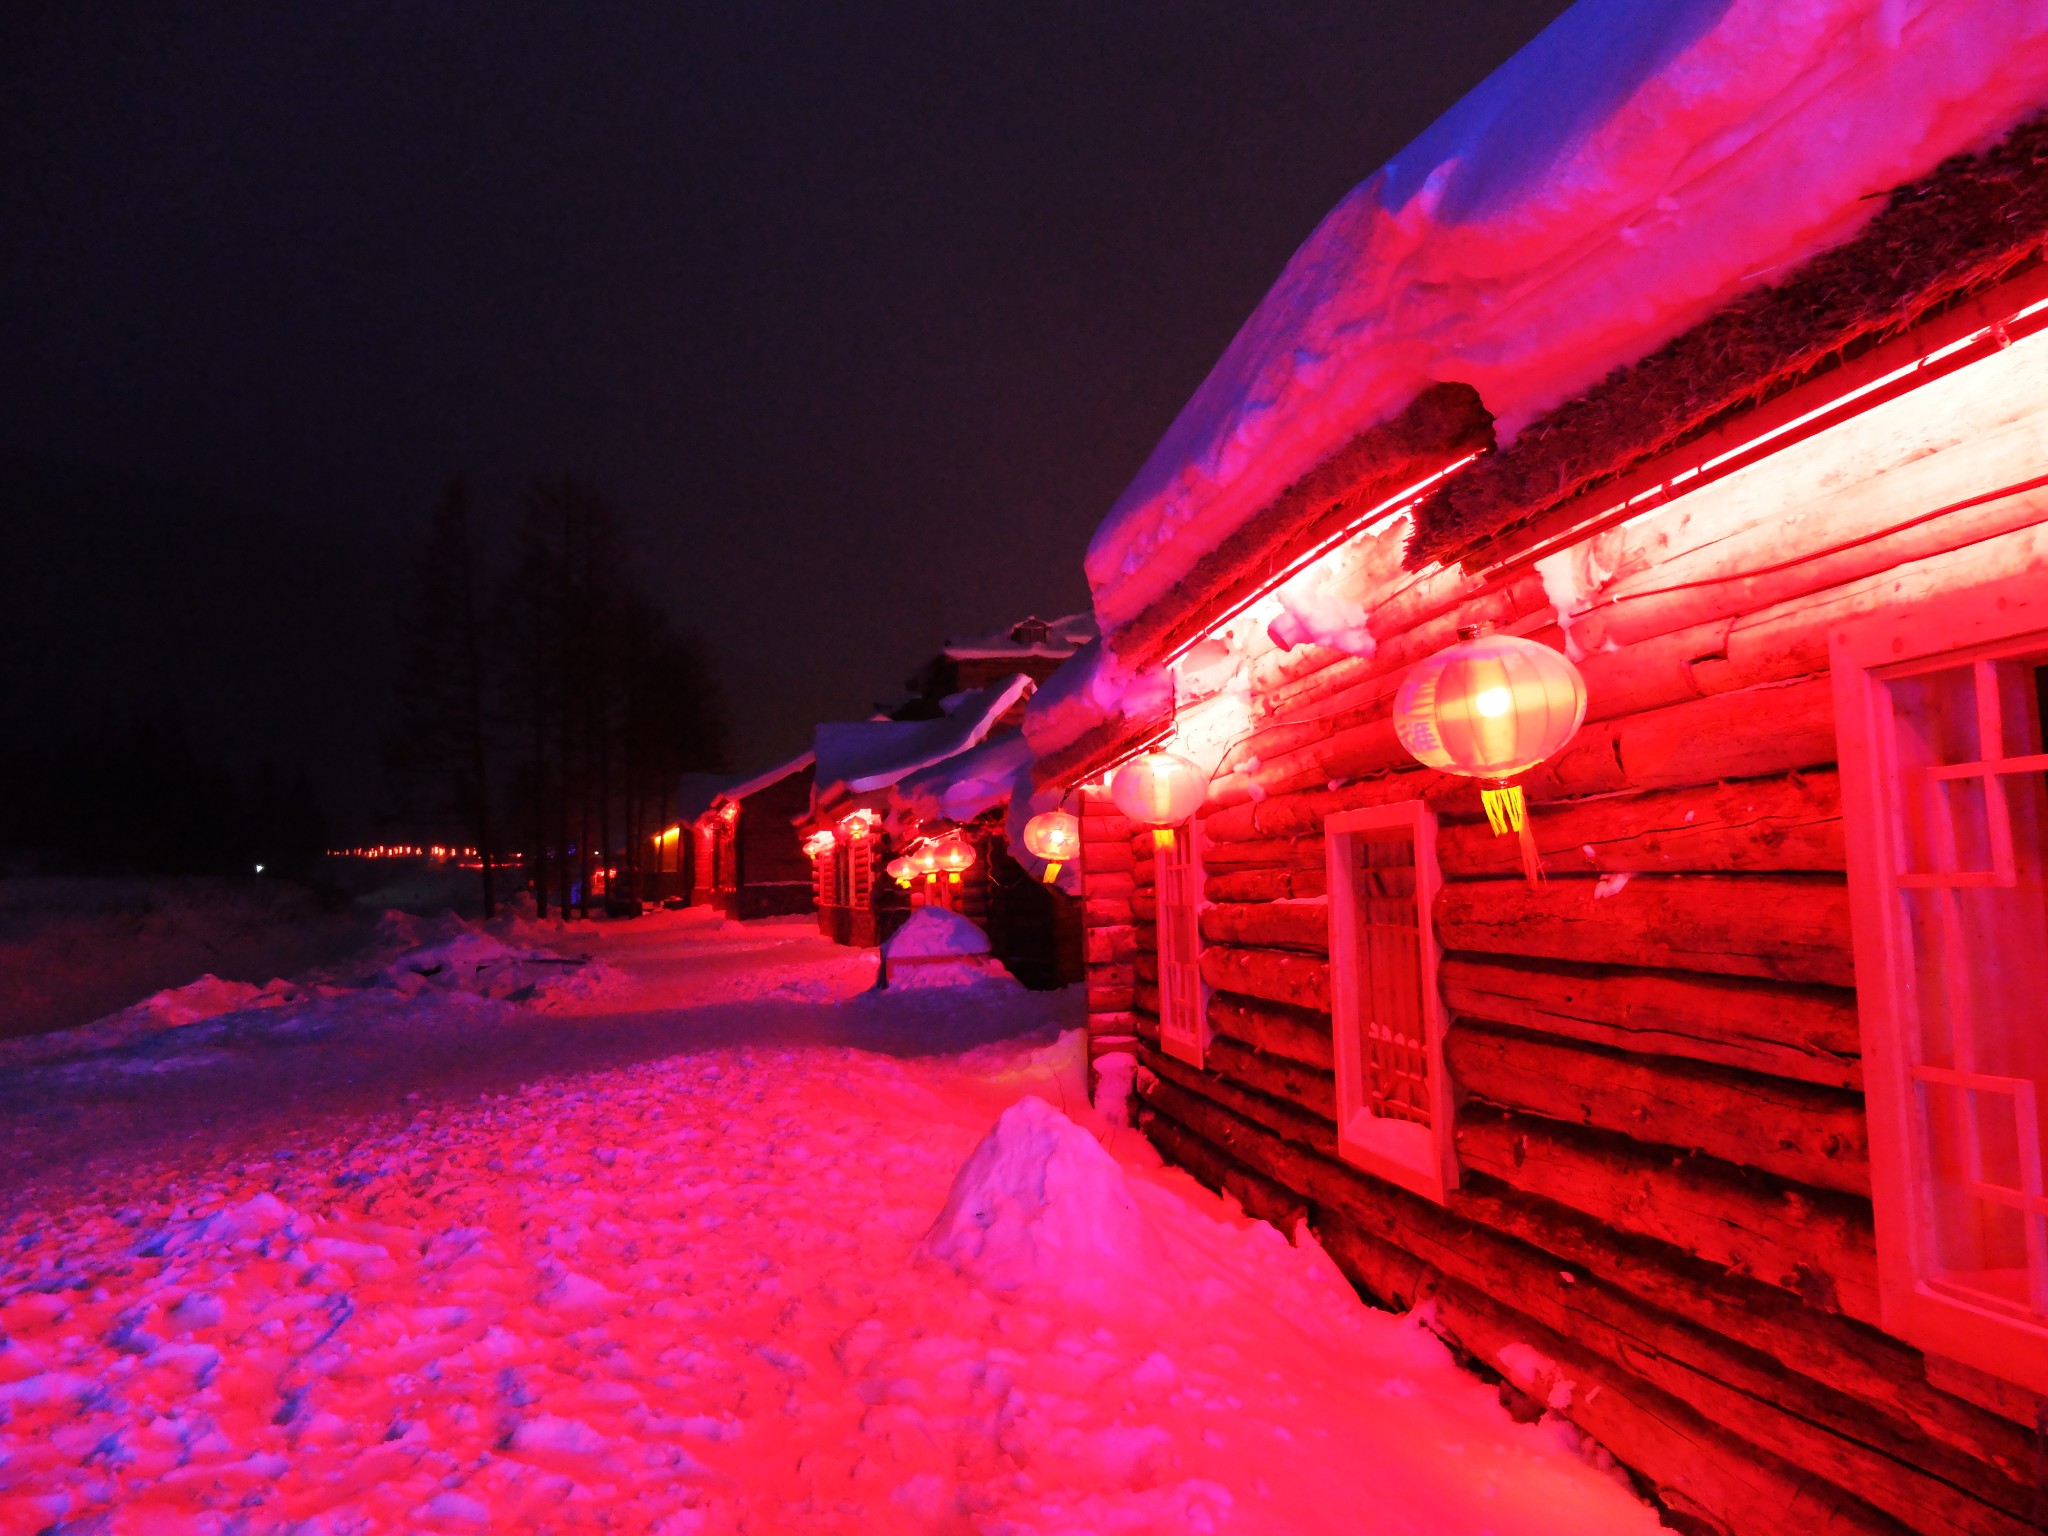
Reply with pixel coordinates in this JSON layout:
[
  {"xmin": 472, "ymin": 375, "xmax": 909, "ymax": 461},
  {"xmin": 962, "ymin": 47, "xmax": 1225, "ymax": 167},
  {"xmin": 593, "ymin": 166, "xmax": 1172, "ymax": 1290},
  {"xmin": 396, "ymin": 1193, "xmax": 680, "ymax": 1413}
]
[
  {"xmin": 1078, "ymin": 785, "xmax": 1138, "ymax": 1087},
  {"xmin": 1103, "ymin": 413, "xmax": 2048, "ymax": 1535}
]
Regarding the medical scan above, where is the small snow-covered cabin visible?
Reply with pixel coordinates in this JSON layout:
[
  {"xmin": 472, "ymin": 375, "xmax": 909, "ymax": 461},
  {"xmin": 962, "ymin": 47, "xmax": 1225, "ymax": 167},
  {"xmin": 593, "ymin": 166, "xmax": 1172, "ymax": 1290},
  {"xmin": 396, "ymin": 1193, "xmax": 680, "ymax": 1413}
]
[
  {"xmin": 696, "ymin": 753, "xmax": 815, "ymax": 920},
  {"xmin": 806, "ymin": 676, "xmax": 1034, "ymax": 946},
  {"xmin": 1032, "ymin": 5, "xmax": 2048, "ymax": 1532},
  {"xmin": 889, "ymin": 728, "xmax": 1086, "ymax": 991},
  {"xmin": 902, "ymin": 613, "xmax": 1096, "ymax": 727}
]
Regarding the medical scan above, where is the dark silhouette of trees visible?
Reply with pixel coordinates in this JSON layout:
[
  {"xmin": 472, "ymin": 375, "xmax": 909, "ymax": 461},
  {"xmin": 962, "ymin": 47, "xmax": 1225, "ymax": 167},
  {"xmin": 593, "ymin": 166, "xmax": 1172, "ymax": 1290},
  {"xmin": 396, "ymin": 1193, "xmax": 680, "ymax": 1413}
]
[
  {"xmin": 0, "ymin": 712, "xmax": 326, "ymax": 876},
  {"xmin": 397, "ymin": 473, "xmax": 726, "ymax": 920},
  {"xmin": 385, "ymin": 479, "xmax": 501, "ymax": 916}
]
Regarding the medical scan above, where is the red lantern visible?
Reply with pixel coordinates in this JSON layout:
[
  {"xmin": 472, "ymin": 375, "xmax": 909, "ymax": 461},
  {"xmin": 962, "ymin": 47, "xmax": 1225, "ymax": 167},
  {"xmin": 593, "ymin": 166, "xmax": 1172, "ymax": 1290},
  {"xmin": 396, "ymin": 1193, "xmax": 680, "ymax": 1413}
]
[
  {"xmin": 1394, "ymin": 625, "xmax": 1585, "ymax": 879},
  {"xmin": 801, "ymin": 830, "xmax": 835, "ymax": 861},
  {"xmin": 933, "ymin": 833, "xmax": 975, "ymax": 882},
  {"xmin": 1111, "ymin": 752, "xmax": 1205, "ymax": 847},
  {"xmin": 885, "ymin": 855, "xmax": 916, "ymax": 887},
  {"xmin": 909, "ymin": 842, "xmax": 940, "ymax": 876},
  {"xmin": 1021, "ymin": 809, "xmax": 1080, "ymax": 881}
]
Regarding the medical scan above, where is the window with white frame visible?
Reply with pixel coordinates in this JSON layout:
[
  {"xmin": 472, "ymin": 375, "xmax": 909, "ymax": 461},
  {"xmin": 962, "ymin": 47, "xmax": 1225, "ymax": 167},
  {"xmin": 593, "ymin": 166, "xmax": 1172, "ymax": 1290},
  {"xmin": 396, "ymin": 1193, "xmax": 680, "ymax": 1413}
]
[
  {"xmin": 1834, "ymin": 575, "xmax": 2048, "ymax": 1395},
  {"xmin": 1155, "ymin": 824, "xmax": 1207, "ymax": 1066},
  {"xmin": 1324, "ymin": 801, "xmax": 1457, "ymax": 1204}
]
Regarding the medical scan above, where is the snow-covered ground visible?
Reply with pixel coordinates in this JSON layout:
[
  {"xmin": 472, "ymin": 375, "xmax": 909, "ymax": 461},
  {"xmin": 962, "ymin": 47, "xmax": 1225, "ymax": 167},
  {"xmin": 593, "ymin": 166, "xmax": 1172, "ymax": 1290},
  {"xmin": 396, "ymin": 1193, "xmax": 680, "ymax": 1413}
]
[{"xmin": 0, "ymin": 909, "xmax": 1665, "ymax": 1534}]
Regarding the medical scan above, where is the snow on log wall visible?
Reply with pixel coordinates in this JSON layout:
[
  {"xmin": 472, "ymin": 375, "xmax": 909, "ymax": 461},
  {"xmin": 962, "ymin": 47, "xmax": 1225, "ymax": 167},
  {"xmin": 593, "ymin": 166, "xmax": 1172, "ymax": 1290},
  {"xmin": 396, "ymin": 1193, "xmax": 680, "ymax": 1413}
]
[{"xmin": 1103, "ymin": 305, "xmax": 2048, "ymax": 1535}]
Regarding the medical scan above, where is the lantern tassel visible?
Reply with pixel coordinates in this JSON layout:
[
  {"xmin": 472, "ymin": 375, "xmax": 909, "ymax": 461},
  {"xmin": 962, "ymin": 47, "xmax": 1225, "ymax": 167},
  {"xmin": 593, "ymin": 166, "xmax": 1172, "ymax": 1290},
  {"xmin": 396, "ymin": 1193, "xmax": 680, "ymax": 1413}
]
[
  {"xmin": 1153, "ymin": 828, "xmax": 1175, "ymax": 850},
  {"xmin": 1481, "ymin": 782, "xmax": 1544, "ymax": 886},
  {"xmin": 1042, "ymin": 860, "xmax": 1063, "ymax": 884}
]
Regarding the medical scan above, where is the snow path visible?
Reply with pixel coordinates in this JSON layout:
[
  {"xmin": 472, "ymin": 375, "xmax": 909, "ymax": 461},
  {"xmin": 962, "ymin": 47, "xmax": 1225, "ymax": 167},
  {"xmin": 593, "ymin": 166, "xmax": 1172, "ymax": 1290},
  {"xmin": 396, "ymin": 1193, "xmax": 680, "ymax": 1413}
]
[{"xmin": 0, "ymin": 910, "xmax": 1664, "ymax": 1534}]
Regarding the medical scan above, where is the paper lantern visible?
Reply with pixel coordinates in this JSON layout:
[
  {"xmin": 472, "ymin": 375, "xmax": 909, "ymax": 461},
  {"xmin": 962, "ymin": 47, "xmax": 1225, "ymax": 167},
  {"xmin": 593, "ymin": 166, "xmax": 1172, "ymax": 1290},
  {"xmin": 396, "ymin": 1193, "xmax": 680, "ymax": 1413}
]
[
  {"xmin": 1021, "ymin": 809, "xmax": 1080, "ymax": 881},
  {"xmin": 909, "ymin": 842, "xmax": 940, "ymax": 876},
  {"xmin": 933, "ymin": 833, "xmax": 976, "ymax": 882},
  {"xmin": 1111, "ymin": 752, "xmax": 1205, "ymax": 847},
  {"xmin": 1394, "ymin": 626, "xmax": 1585, "ymax": 879},
  {"xmin": 885, "ymin": 855, "xmax": 916, "ymax": 887},
  {"xmin": 801, "ymin": 829, "xmax": 835, "ymax": 861}
]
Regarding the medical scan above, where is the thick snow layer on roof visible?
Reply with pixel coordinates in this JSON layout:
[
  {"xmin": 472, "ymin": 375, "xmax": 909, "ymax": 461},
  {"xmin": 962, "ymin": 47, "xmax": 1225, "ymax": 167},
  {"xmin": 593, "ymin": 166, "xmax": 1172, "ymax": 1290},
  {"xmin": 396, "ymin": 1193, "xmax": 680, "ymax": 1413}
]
[
  {"xmin": 944, "ymin": 611, "xmax": 1098, "ymax": 661},
  {"xmin": 1085, "ymin": 0, "xmax": 2048, "ymax": 637},
  {"xmin": 1018, "ymin": 639, "xmax": 1171, "ymax": 762},
  {"xmin": 891, "ymin": 728, "xmax": 1035, "ymax": 829},
  {"xmin": 815, "ymin": 675, "xmax": 1034, "ymax": 803}
]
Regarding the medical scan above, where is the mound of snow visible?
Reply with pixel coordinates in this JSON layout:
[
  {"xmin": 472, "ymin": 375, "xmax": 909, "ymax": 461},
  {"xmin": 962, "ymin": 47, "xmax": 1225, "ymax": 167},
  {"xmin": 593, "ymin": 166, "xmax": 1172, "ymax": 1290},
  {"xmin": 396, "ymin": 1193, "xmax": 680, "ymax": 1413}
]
[
  {"xmin": 921, "ymin": 1096, "xmax": 1165, "ymax": 1302},
  {"xmin": 883, "ymin": 906, "xmax": 991, "ymax": 959}
]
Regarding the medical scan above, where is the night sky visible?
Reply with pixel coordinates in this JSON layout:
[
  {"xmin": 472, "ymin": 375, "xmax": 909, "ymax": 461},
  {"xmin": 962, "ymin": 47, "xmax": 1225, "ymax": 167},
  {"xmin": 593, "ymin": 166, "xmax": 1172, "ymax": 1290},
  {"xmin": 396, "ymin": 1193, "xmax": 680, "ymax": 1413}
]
[{"xmin": 1, "ymin": 2, "xmax": 1571, "ymax": 837}]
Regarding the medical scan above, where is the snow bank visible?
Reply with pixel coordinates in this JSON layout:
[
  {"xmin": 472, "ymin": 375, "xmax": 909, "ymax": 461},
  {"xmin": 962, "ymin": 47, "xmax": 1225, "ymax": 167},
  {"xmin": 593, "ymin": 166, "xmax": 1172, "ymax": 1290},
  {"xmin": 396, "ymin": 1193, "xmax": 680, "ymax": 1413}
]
[
  {"xmin": 0, "ymin": 916, "xmax": 1663, "ymax": 1535},
  {"xmin": 922, "ymin": 1095, "xmax": 1166, "ymax": 1302},
  {"xmin": 883, "ymin": 905, "xmax": 991, "ymax": 959},
  {"xmin": 879, "ymin": 906, "xmax": 1021, "ymax": 991},
  {"xmin": 1085, "ymin": 0, "xmax": 2048, "ymax": 637}
]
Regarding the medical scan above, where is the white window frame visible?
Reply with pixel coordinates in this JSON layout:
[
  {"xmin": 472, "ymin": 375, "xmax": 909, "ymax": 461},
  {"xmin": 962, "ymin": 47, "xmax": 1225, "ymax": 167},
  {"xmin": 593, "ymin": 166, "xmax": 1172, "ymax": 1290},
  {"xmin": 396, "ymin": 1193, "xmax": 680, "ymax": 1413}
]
[
  {"xmin": 1155, "ymin": 823, "xmax": 1209, "ymax": 1068},
  {"xmin": 1325, "ymin": 800, "xmax": 1458, "ymax": 1205},
  {"xmin": 1834, "ymin": 568, "xmax": 2048, "ymax": 1395}
]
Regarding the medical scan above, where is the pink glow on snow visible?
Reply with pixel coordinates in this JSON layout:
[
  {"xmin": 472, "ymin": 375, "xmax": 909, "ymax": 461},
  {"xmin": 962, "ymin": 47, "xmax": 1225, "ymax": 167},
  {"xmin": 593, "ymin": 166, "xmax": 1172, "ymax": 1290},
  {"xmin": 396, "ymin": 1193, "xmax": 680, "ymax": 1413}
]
[{"xmin": 0, "ymin": 913, "xmax": 1666, "ymax": 1533}]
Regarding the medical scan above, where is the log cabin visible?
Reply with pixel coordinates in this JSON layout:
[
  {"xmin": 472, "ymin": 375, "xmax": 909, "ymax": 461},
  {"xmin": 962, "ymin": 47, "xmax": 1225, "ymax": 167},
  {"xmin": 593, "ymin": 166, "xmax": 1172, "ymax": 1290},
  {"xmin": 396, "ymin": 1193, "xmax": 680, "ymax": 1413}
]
[
  {"xmin": 1024, "ymin": 7, "xmax": 2048, "ymax": 1532},
  {"xmin": 889, "ymin": 728, "xmax": 1086, "ymax": 989},
  {"xmin": 696, "ymin": 754, "xmax": 814, "ymax": 920},
  {"xmin": 805, "ymin": 675, "xmax": 1034, "ymax": 947}
]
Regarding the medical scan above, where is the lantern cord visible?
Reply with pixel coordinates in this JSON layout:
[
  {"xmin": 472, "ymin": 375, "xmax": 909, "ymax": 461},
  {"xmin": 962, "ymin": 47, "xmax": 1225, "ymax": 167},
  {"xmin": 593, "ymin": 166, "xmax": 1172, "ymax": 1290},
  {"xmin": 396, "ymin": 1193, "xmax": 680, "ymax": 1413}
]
[{"xmin": 1482, "ymin": 783, "xmax": 1544, "ymax": 885}]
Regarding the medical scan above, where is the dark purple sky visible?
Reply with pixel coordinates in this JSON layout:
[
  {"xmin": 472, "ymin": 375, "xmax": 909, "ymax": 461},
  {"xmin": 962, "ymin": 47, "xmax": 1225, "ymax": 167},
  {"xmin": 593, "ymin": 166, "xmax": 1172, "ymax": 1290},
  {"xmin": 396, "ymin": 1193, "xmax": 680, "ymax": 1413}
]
[{"xmin": 0, "ymin": 2, "xmax": 1569, "ymax": 835}]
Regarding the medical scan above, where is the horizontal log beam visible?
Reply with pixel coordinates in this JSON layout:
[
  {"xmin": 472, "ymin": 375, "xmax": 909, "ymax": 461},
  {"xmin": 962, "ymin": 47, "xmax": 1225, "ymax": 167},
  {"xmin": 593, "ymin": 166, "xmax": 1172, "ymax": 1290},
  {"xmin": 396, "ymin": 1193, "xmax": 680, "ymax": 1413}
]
[
  {"xmin": 1206, "ymin": 1036, "xmax": 1337, "ymax": 1121},
  {"xmin": 1208, "ymin": 991, "xmax": 1336, "ymax": 1071},
  {"xmin": 1137, "ymin": 1071, "xmax": 1988, "ymax": 1536},
  {"xmin": 1206, "ymin": 866, "xmax": 1329, "ymax": 903},
  {"xmin": 1440, "ymin": 770, "xmax": 1844, "ymax": 877},
  {"xmin": 1198, "ymin": 944, "xmax": 1331, "ymax": 1013},
  {"xmin": 1141, "ymin": 1058, "xmax": 2034, "ymax": 1493},
  {"xmin": 1446, "ymin": 1020, "xmax": 1869, "ymax": 1196},
  {"xmin": 1199, "ymin": 901, "xmax": 1330, "ymax": 955},
  {"xmin": 1454, "ymin": 1104, "xmax": 1880, "ymax": 1324},
  {"xmin": 1138, "ymin": 1101, "xmax": 1307, "ymax": 1232},
  {"xmin": 1441, "ymin": 954, "xmax": 1861, "ymax": 1090},
  {"xmin": 1435, "ymin": 875, "xmax": 1852, "ymax": 988}
]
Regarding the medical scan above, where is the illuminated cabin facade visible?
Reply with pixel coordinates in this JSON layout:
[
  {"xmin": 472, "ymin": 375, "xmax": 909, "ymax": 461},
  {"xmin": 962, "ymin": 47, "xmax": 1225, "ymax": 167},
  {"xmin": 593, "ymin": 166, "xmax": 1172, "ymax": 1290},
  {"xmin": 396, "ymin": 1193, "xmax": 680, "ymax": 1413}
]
[
  {"xmin": 696, "ymin": 754, "xmax": 815, "ymax": 920},
  {"xmin": 1028, "ymin": 98, "xmax": 2048, "ymax": 1536},
  {"xmin": 805, "ymin": 676, "xmax": 1034, "ymax": 949}
]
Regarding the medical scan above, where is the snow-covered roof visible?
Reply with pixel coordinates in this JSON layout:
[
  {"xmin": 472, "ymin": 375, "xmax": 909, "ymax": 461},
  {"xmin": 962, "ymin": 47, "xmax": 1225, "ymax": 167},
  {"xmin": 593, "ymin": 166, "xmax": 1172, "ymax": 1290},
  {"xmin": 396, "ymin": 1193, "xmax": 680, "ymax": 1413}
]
[
  {"xmin": 1084, "ymin": 0, "xmax": 2048, "ymax": 643},
  {"xmin": 943, "ymin": 612, "xmax": 1096, "ymax": 662},
  {"xmin": 711, "ymin": 752, "xmax": 815, "ymax": 810},
  {"xmin": 814, "ymin": 675, "xmax": 1035, "ymax": 809},
  {"xmin": 891, "ymin": 728, "xmax": 1036, "ymax": 829}
]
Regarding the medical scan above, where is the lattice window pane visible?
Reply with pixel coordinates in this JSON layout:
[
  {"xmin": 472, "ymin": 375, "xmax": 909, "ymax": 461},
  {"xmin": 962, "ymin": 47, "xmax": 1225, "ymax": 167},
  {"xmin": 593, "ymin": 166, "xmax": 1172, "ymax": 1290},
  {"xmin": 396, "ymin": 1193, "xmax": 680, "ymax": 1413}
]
[
  {"xmin": 1353, "ymin": 829, "xmax": 1430, "ymax": 1127},
  {"xmin": 1156, "ymin": 825, "xmax": 1205, "ymax": 1065},
  {"xmin": 1886, "ymin": 652, "xmax": 2048, "ymax": 1326}
]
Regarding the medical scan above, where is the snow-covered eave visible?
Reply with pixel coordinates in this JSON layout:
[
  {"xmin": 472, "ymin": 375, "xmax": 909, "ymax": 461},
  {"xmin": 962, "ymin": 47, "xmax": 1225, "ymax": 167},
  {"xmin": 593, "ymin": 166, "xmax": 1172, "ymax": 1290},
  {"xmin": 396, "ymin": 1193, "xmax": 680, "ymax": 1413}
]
[
  {"xmin": 813, "ymin": 675, "xmax": 1036, "ymax": 815},
  {"xmin": 1408, "ymin": 110, "xmax": 2048, "ymax": 570},
  {"xmin": 1098, "ymin": 382, "xmax": 1492, "ymax": 673},
  {"xmin": 889, "ymin": 729, "xmax": 1036, "ymax": 832},
  {"xmin": 708, "ymin": 753, "xmax": 815, "ymax": 815},
  {"xmin": 1080, "ymin": 0, "xmax": 2048, "ymax": 640}
]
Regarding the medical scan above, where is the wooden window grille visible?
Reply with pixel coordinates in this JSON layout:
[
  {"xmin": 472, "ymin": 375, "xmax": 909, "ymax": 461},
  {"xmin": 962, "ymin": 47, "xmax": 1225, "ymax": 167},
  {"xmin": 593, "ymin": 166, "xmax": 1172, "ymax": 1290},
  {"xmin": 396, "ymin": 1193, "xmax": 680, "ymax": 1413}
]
[
  {"xmin": 1155, "ymin": 823, "xmax": 1207, "ymax": 1067},
  {"xmin": 1835, "ymin": 572, "xmax": 2048, "ymax": 1394},
  {"xmin": 817, "ymin": 846, "xmax": 838, "ymax": 909},
  {"xmin": 848, "ymin": 836, "xmax": 872, "ymax": 907},
  {"xmin": 1325, "ymin": 801, "xmax": 1457, "ymax": 1203}
]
